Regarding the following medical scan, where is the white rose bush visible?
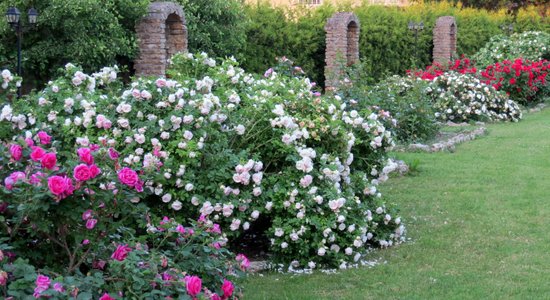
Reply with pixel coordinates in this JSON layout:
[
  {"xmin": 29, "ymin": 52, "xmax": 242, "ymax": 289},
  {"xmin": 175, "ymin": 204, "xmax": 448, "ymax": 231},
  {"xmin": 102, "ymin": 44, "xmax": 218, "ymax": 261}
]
[{"xmin": 0, "ymin": 52, "xmax": 405, "ymax": 271}]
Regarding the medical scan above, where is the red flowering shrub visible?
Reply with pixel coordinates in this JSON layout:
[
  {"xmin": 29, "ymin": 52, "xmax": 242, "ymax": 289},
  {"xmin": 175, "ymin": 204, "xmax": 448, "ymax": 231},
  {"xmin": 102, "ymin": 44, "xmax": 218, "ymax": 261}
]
[
  {"xmin": 407, "ymin": 57, "xmax": 478, "ymax": 81},
  {"xmin": 480, "ymin": 58, "xmax": 550, "ymax": 105}
]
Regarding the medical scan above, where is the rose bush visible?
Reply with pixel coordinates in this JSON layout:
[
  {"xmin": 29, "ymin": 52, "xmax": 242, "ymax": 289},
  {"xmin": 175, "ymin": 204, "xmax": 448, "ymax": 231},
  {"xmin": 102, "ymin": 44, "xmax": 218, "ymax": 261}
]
[
  {"xmin": 0, "ymin": 132, "xmax": 246, "ymax": 298},
  {"xmin": 0, "ymin": 52, "xmax": 405, "ymax": 271}
]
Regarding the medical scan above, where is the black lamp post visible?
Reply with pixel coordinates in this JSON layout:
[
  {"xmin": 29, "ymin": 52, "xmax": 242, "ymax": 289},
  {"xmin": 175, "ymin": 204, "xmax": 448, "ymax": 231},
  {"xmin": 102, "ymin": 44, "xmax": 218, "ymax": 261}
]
[
  {"xmin": 408, "ymin": 21, "xmax": 424, "ymax": 67},
  {"xmin": 5, "ymin": 7, "xmax": 38, "ymax": 98},
  {"xmin": 500, "ymin": 23, "xmax": 514, "ymax": 36}
]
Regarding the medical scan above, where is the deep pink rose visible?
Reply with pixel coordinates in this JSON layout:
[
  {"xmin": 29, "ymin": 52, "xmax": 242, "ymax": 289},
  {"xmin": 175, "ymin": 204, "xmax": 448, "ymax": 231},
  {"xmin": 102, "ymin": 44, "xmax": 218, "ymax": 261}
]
[
  {"xmin": 4, "ymin": 171, "xmax": 25, "ymax": 190},
  {"xmin": 99, "ymin": 293, "xmax": 115, "ymax": 300},
  {"xmin": 37, "ymin": 131, "xmax": 52, "ymax": 145},
  {"xmin": 77, "ymin": 148, "xmax": 94, "ymax": 165},
  {"xmin": 236, "ymin": 254, "xmax": 250, "ymax": 271},
  {"xmin": 33, "ymin": 274, "xmax": 50, "ymax": 297},
  {"xmin": 30, "ymin": 147, "xmax": 46, "ymax": 162},
  {"xmin": 86, "ymin": 218, "xmax": 97, "ymax": 230},
  {"xmin": 117, "ymin": 167, "xmax": 139, "ymax": 187},
  {"xmin": 185, "ymin": 276, "xmax": 202, "ymax": 297},
  {"xmin": 82, "ymin": 209, "xmax": 93, "ymax": 220},
  {"xmin": 9, "ymin": 144, "xmax": 22, "ymax": 161},
  {"xmin": 89, "ymin": 144, "xmax": 100, "ymax": 151},
  {"xmin": 108, "ymin": 148, "xmax": 119, "ymax": 160},
  {"xmin": 111, "ymin": 244, "xmax": 132, "ymax": 261},
  {"xmin": 30, "ymin": 172, "xmax": 45, "ymax": 185},
  {"xmin": 41, "ymin": 153, "xmax": 57, "ymax": 170},
  {"xmin": 221, "ymin": 279, "xmax": 234, "ymax": 299},
  {"xmin": 211, "ymin": 294, "xmax": 222, "ymax": 300},
  {"xmin": 89, "ymin": 164, "xmax": 101, "ymax": 178},
  {"xmin": 73, "ymin": 164, "xmax": 92, "ymax": 181},
  {"xmin": 47, "ymin": 175, "xmax": 74, "ymax": 200}
]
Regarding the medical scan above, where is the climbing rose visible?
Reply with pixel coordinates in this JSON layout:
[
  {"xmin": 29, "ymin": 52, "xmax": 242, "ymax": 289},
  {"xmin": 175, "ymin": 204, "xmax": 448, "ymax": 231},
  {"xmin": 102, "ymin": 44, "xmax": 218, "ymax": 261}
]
[
  {"xmin": 47, "ymin": 175, "xmax": 74, "ymax": 200},
  {"xmin": 185, "ymin": 276, "xmax": 202, "ymax": 297},
  {"xmin": 111, "ymin": 244, "xmax": 132, "ymax": 261},
  {"xmin": 4, "ymin": 171, "xmax": 25, "ymax": 190},
  {"xmin": 9, "ymin": 144, "xmax": 22, "ymax": 161},
  {"xmin": 118, "ymin": 167, "xmax": 139, "ymax": 187},
  {"xmin": 33, "ymin": 275, "xmax": 51, "ymax": 297},
  {"xmin": 73, "ymin": 164, "xmax": 92, "ymax": 181},
  {"xmin": 86, "ymin": 218, "xmax": 98, "ymax": 230},
  {"xmin": 108, "ymin": 148, "xmax": 119, "ymax": 160}
]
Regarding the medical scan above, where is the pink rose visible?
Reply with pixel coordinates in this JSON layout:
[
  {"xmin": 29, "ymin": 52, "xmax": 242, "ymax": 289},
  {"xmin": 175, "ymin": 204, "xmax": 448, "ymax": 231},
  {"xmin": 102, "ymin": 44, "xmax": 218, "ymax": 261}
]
[
  {"xmin": 41, "ymin": 153, "xmax": 57, "ymax": 170},
  {"xmin": 185, "ymin": 276, "xmax": 202, "ymax": 297},
  {"xmin": 73, "ymin": 164, "xmax": 92, "ymax": 181},
  {"xmin": 111, "ymin": 244, "xmax": 132, "ymax": 261},
  {"xmin": 47, "ymin": 175, "xmax": 74, "ymax": 200},
  {"xmin": 33, "ymin": 274, "xmax": 50, "ymax": 297},
  {"xmin": 37, "ymin": 131, "xmax": 52, "ymax": 145},
  {"xmin": 77, "ymin": 148, "xmax": 94, "ymax": 165},
  {"xmin": 86, "ymin": 218, "xmax": 97, "ymax": 230},
  {"xmin": 53, "ymin": 282, "xmax": 65, "ymax": 293},
  {"xmin": 108, "ymin": 148, "xmax": 119, "ymax": 160},
  {"xmin": 236, "ymin": 254, "xmax": 250, "ymax": 271},
  {"xmin": 221, "ymin": 279, "xmax": 234, "ymax": 299},
  {"xmin": 89, "ymin": 164, "xmax": 101, "ymax": 178},
  {"xmin": 99, "ymin": 293, "xmax": 115, "ymax": 300},
  {"xmin": 117, "ymin": 167, "xmax": 139, "ymax": 187},
  {"xmin": 82, "ymin": 209, "xmax": 93, "ymax": 220},
  {"xmin": 9, "ymin": 144, "xmax": 22, "ymax": 161},
  {"xmin": 30, "ymin": 147, "xmax": 46, "ymax": 162},
  {"xmin": 4, "ymin": 171, "xmax": 25, "ymax": 190},
  {"xmin": 25, "ymin": 138, "xmax": 34, "ymax": 147},
  {"xmin": 30, "ymin": 172, "xmax": 45, "ymax": 186},
  {"xmin": 0, "ymin": 270, "xmax": 7, "ymax": 286}
]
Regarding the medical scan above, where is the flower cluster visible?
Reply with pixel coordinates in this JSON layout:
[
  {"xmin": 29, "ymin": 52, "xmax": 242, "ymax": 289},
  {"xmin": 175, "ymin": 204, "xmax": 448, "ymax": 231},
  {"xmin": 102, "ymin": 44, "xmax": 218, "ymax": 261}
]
[
  {"xmin": 426, "ymin": 72, "xmax": 522, "ymax": 122},
  {"xmin": 408, "ymin": 57, "xmax": 478, "ymax": 81},
  {"xmin": 480, "ymin": 58, "xmax": 549, "ymax": 105}
]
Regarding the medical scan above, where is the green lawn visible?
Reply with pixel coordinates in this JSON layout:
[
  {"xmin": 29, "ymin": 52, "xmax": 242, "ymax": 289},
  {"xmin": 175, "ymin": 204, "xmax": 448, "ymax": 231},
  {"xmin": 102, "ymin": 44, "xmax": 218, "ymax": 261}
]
[{"xmin": 241, "ymin": 108, "xmax": 550, "ymax": 299}]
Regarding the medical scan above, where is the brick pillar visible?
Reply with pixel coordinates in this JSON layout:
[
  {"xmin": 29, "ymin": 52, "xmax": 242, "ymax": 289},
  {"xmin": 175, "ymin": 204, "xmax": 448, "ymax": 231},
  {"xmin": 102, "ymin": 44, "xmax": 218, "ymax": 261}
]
[
  {"xmin": 135, "ymin": 2, "xmax": 188, "ymax": 77},
  {"xmin": 433, "ymin": 16, "xmax": 457, "ymax": 64},
  {"xmin": 324, "ymin": 12, "xmax": 360, "ymax": 91}
]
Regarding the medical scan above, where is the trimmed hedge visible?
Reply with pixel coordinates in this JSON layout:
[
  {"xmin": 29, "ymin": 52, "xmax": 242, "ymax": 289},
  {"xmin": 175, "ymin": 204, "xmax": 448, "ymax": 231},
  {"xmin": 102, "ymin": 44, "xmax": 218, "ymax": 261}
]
[{"xmin": 241, "ymin": 1, "xmax": 549, "ymax": 87}]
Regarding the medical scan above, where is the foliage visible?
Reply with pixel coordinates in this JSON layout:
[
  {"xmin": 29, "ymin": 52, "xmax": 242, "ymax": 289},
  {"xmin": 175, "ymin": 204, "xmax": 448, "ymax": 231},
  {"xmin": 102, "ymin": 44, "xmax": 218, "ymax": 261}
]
[
  {"xmin": 175, "ymin": 0, "xmax": 249, "ymax": 61},
  {"xmin": 480, "ymin": 58, "xmax": 550, "ymax": 105},
  {"xmin": 426, "ymin": 72, "xmax": 523, "ymax": 122},
  {"xmin": 472, "ymin": 31, "xmax": 550, "ymax": 68},
  {"xmin": 0, "ymin": 0, "xmax": 149, "ymax": 87},
  {"xmin": 0, "ymin": 53, "xmax": 404, "ymax": 271}
]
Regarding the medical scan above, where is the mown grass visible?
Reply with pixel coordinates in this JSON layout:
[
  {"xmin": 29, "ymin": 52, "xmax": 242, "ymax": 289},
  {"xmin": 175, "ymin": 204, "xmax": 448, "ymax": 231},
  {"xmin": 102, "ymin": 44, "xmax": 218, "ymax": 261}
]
[{"xmin": 240, "ymin": 108, "xmax": 550, "ymax": 299}]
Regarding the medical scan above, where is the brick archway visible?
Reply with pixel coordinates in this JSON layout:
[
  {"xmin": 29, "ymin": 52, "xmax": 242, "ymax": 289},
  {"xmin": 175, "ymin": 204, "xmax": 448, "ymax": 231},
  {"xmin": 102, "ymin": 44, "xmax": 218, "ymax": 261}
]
[
  {"xmin": 433, "ymin": 16, "xmax": 457, "ymax": 63},
  {"xmin": 324, "ymin": 12, "xmax": 360, "ymax": 91},
  {"xmin": 135, "ymin": 2, "xmax": 188, "ymax": 77}
]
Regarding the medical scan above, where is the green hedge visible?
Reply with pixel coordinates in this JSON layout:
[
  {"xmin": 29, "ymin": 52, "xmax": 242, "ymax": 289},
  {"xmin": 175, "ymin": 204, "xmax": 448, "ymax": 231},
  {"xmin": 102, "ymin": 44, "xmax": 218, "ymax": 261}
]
[{"xmin": 241, "ymin": 1, "xmax": 549, "ymax": 87}]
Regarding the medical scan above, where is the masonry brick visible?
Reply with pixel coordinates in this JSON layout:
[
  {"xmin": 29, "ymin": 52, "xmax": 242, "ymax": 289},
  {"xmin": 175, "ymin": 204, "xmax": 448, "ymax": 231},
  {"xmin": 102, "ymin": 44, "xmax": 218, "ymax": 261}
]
[{"xmin": 433, "ymin": 16, "xmax": 457, "ymax": 64}]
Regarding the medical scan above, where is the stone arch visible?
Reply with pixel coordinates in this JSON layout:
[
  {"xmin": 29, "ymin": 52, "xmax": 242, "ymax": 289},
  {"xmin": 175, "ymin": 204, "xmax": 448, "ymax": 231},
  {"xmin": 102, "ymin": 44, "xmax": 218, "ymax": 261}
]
[
  {"xmin": 433, "ymin": 16, "xmax": 457, "ymax": 64},
  {"xmin": 135, "ymin": 2, "xmax": 188, "ymax": 77},
  {"xmin": 324, "ymin": 12, "xmax": 360, "ymax": 91}
]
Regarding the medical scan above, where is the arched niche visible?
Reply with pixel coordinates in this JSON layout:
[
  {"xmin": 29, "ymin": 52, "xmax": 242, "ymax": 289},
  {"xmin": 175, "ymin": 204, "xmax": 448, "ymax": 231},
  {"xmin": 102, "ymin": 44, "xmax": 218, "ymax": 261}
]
[
  {"xmin": 433, "ymin": 16, "xmax": 457, "ymax": 63},
  {"xmin": 324, "ymin": 12, "xmax": 360, "ymax": 91},
  {"xmin": 135, "ymin": 2, "xmax": 188, "ymax": 77}
]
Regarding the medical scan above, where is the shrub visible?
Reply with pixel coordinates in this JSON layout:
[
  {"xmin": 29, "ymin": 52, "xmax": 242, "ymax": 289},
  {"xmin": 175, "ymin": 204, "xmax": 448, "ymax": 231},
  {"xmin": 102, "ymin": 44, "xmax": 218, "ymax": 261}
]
[
  {"xmin": 472, "ymin": 31, "xmax": 550, "ymax": 68},
  {"xmin": 0, "ymin": 53, "xmax": 404, "ymax": 271},
  {"xmin": 0, "ymin": 131, "xmax": 245, "ymax": 298},
  {"xmin": 426, "ymin": 72, "xmax": 523, "ymax": 122},
  {"xmin": 480, "ymin": 58, "xmax": 550, "ymax": 105}
]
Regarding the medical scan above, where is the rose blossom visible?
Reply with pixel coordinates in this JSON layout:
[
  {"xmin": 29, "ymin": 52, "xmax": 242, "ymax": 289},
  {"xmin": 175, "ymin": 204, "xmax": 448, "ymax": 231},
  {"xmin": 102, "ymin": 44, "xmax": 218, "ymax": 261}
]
[
  {"xmin": 185, "ymin": 276, "xmax": 202, "ymax": 297},
  {"xmin": 33, "ymin": 275, "xmax": 50, "ymax": 297},
  {"xmin": 221, "ymin": 279, "xmax": 234, "ymax": 299},
  {"xmin": 30, "ymin": 146, "xmax": 46, "ymax": 162},
  {"xmin": 86, "ymin": 219, "xmax": 98, "ymax": 230},
  {"xmin": 77, "ymin": 148, "xmax": 94, "ymax": 165},
  {"xmin": 53, "ymin": 282, "xmax": 65, "ymax": 293},
  {"xmin": 111, "ymin": 244, "xmax": 132, "ymax": 261},
  {"xmin": 118, "ymin": 167, "xmax": 139, "ymax": 187},
  {"xmin": 108, "ymin": 148, "xmax": 119, "ymax": 160},
  {"xmin": 4, "ymin": 171, "xmax": 25, "ymax": 190},
  {"xmin": 41, "ymin": 153, "xmax": 57, "ymax": 170},
  {"xmin": 89, "ymin": 164, "xmax": 101, "ymax": 178},
  {"xmin": 73, "ymin": 164, "xmax": 92, "ymax": 181},
  {"xmin": 236, "ymin": 254, "xmax": 250, "ymax": 270},
  {"xmin": 30, "ymin": 172, "xmax": 45, "ymax": 185},
  {"xmin": 99, "ymin": 293, "xmax": 115, "ymax": 300},
  {"xmin": 37, "ymin": 131, "xmax": 52, "ymax": 145},
  {"xmin": 9, "ymin": 144, "xmax": 22, "ymax": 161},
  {"xmin": 47, "ymin": 175, "xmax": 74, "ymax": 200},
  {"xmin": 0, "ymin": 271, "xmax": 7, "ymax": 286},
  {"xmin": 82, "ymin": 209, "xmax": 93, "ymax": 220}
]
